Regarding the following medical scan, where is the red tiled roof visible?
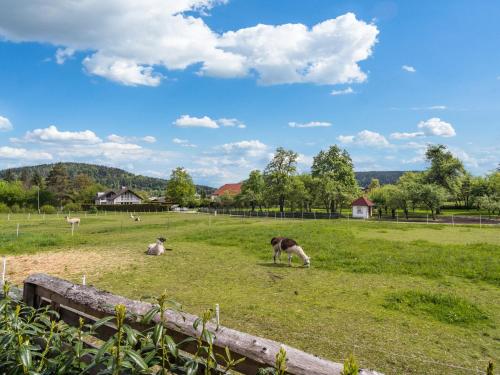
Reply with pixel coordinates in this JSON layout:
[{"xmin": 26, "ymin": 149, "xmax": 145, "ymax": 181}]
[
  {"xmin": 212, "ymin": 183, "xmax": 242, "ymax": 196},
  {"xmin": 352, "ymin": 196, "xmax": 374, "ymax": 207}
]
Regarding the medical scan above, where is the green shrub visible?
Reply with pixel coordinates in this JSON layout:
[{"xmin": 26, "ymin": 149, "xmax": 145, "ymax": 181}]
[
  {"xmin": 0, "ymin": 202, "xmax": 9, "ymax": 213},
  {"xmin": 88, "ymin": 206, "xmax": 98, "ymax": 214},
  {"xmin": 64, "ymin": 202, "xmax": 81, "ymax": 212},
  {"xmin": 0, "ymin": 285, "xmax": 249, "ymax": 374},
  {"xmin": 40, "ymin": 204, "xmax": 57, "ymax": 214},
  {"xmin": 9, "ymin": 203, "xmax": 21, "ymax": 213}
]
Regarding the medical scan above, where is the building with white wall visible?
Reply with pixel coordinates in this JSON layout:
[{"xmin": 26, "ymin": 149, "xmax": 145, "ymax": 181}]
[{"xmin": 351, "ymin": 197, "xmax": 374, "ymax": 219}]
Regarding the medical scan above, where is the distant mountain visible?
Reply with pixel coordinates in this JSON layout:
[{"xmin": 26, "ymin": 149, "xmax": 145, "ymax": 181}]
[
  {"xmin": 355, "ymin": 171, "xmax": 408, "ymax": 187},
  {"xmin": 0, "ymin": 163, "xmax": 215, "ymax": 194}
]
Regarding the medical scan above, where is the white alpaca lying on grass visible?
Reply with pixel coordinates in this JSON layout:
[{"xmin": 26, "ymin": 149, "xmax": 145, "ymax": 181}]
[
  {"xmin": 65, "ymin": 216, "xmax": 80, "ymax": 226},
  {"xmin": 271, "ymin": 237, "xmax": 310, "ymax": 267},
  {"xmin": 146, "ymin": 237, "xmax": 166, "ymax": 256},
  {"xmin": 130, "ymin": 213, "xmax": 141, "ymax": 221}
]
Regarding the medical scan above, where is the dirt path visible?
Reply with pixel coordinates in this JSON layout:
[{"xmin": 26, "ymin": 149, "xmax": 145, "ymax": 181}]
[{"xmin": 4, "ymin": 248, "xmax": 134, "ymax": 285}]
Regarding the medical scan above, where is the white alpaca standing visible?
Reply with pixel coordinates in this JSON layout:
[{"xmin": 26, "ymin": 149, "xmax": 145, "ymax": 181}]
[
  {"xmin": 65, "ymin": 216, "xmax": 80, "ymax": 226},
  {"xmin": 147, "ymin": 237, "xmax": 166, "ymax": 256},
  {"xmin": 271, "ymin": 237, "xmax": 310, "ymax": 267}
]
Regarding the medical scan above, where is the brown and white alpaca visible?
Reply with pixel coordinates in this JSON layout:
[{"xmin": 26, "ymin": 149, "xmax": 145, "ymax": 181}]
[
  {"xmin": 65, "ymin": 216, "xmax": 80, "ymax": 226},
  {"xmin": 271, "ymin": 237, "xmax": 310, "ymax": 267},
  {"xmin": 146, "ymin": 237, "xmax": 166, "ymax": 256}
]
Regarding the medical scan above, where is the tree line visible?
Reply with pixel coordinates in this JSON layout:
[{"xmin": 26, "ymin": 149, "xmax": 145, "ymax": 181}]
[{"xmin": 166, "ymin": 144, "xmax": 499, "ymax": 219}]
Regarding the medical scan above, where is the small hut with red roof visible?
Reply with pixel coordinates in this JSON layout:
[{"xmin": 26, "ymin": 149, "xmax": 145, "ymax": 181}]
[{"xmin": 351, "ymin": 196, "xmax": 374, "ymax": 219}]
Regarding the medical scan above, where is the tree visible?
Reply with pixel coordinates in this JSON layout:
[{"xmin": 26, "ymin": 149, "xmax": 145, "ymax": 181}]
[
  {"xmin": 165, "ymin": 167, "xmax": 195, "ymax": 206},
  {"xmin": 46, "ymin": 163, "xmax": 70, "ymax": 206},
  {"xmin": 264, "ymin": 147, "xmax": 298, "ymax": 212},
  {"xmin": 425, "ymin": 144, "xmax": 465, "ymax": 199},
  {"xmin": 3, "ymin": 169, "xmax": 15, "ymax": 182},
  {"xmin": 286, "ymin": 175, "xmax": 309, "ymax": 212},
  {"xmin": 240, "ymin": 170, "xmax": 265, "ymax": 211},
  {"xmin": 367, "ymin": 178, "xmax": 380, "ymax": 192},
  {"xmin": 417, "ymin": 184, "xmax": 447, "ymax": 220},
  {"xmin": 31, "ymin": 171, "xmax": 44, "ymax": 188},
  {"xmin": 73, "ymin": 173, "xmax": 94, "ymax": 190},
  {"xmin": 397, "ymin": 172, "xmax": 424, "ymax": 216},
  {"xmin": 20, "ymin": 169, "xmax": 31, "ymax": 189},
  {"xmin": 311, "ymin": 145, "xmax": 358, "ymax": 213}
]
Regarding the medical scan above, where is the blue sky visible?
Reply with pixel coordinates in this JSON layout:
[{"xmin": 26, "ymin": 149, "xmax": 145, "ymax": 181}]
[{"xmin": 0, "ymin": 0, "xmax": 499, "ymax": 186}]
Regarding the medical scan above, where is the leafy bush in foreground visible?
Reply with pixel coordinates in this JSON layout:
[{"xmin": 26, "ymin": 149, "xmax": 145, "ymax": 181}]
[{"xmin": 0, "ymin": 283, "xmax": 291, "ymax": 374}]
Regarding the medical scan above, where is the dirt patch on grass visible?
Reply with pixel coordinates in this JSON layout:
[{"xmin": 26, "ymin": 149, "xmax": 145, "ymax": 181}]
[{"xmin": 4, "ymin": 248, "xmax": 134, "ymax": 285}]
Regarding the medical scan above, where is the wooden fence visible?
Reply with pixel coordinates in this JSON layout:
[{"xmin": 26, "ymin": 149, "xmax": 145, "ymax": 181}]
[{"xmin": 23, "ymin": 273, "xmax": 382, "ymax": 375}]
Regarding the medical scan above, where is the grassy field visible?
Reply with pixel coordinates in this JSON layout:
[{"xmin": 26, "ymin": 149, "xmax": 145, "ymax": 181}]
[{"xmin": 0, "ymin": 212, "xmax": 499, "ymax": 374}]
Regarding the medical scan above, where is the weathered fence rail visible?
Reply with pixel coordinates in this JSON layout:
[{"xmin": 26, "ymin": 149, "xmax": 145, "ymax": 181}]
[{"xmin": 23, "ymin": 273, "xmax": 382, "ymax": 375}]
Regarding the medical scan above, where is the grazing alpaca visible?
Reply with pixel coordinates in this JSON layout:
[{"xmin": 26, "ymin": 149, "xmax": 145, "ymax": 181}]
[
  {"xmin": 130, "ymin": 213, "xmax": 141, "ymax": 222},
  {"xmin": 147, "ymin": 237, "xmax": 166, "ymax": 256},
  {"xmin": 271, "ymin": 237, "xmax": 310, "ymax": 267},
  {"xmin": 65, "ymin": 216, "xmax": 80, "ymax": 227}
]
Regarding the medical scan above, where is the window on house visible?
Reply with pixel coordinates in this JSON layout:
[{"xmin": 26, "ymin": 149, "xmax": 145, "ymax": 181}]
[{"xmin": 357, "ymin": 207, "xmax": 363, "ymax": 214}]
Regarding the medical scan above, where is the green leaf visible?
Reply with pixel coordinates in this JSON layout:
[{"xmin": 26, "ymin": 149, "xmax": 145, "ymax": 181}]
[
  {"xmin": 141, "ymin": 307, "xmax": 160, "ymax": 324},
  {"xmin": 124, "ymin": 349, "xmax": 149, "ymax": 371},
  {"xmin": 91, "ymin": 316, "xmax": 114, "ymax": 331},
  {"xmin": 19, "ymin": 345, "xmax": 32, "ymax": 370}
]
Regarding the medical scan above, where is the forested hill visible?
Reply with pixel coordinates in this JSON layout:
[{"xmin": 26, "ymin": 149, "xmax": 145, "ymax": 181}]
[
  {"xmin": 0, "ymin": 163, "xmax": 215, "ymax": 194},
  {"xmin": 355, "ymin": 171, "xmax": 407, "ymax": 187}
]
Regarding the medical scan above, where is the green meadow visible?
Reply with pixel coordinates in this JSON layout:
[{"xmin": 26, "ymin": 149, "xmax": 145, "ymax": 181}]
[{"xmin": 0, "ymin": 212, "xmax": 498, "ymax": 374}]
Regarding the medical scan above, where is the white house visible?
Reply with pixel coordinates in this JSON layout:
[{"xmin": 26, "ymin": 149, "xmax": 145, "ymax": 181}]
[
  {"xmin": 351, "ymin": 197, "xmax": 374, "ymax": 219},
  {"xmin": 95, "ymin": 187, "xmax": 142, "ymax": 205}
]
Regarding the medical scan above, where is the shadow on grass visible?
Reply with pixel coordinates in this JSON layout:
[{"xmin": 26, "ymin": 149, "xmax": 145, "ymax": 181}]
[{"xmin": 256, "ymin": 262, "xmax": 310, "ymax": 269}]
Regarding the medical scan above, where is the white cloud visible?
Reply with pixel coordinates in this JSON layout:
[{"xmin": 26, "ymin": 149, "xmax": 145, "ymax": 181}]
[
  {"xmin": 402, "ymin": 65, "xmax": 416, "ymax": 73},
  {"xmin": 107, "ymin": 134, "xmax": 127, "ymax": 143},
  {"xmin": 212, "ymin": 13, "xmax": 379, "ymax": 85},
  {"xmin": 217, "ymin": 118, "xmax": 246, "ymax": 128},
  {"xmin": 297, "ymin": 153, "xmax": 313, "ymax": 166},
  {"xmin": 173, "ymin": 115, "xmax": 246, "ymax": 129},
  {"xmin": 55, "ymin": 47, "xmax": 75, "ymax": 64},
  {"xmin": 174, "ymin": 115, "xmax": 219, "ymax": 129},
  {"xmin": 107, "ymin": 134, "xmax": 157, "ymax": 143},
  {"xmin": 0, "ymin": 116, "xmax": 13, "ymax": 131},
  {"xmin": 337, "ymin": 130, "xmax": 390, "ymax": 147},
  {"xmin": 24, "ymin": 125, "xmax": 102, "ymax": 143},
  {"xmin": 83, "ymin": 54, "xmax": 163, "ymax": 86},
  {"xmin": 218, "ymin": 140, "xmax": 268, "ymax": 157},
  {"xmin": 409, "ymin": 105, "xmax": 447, "ymax": 111},
  {"xmin": 0, "ymin": 146, "xmax": 52, "ymax": 160},
  {"xmin": 417, "ymin": 117, "xmax": 456, "ymax": 137},
  {"xmin": 390, "ymin": 131, "xmax": 424, "ymax": 140},
  {"xmin": 0, "ymin": 3, "xmax": 378, "ymax": 86},
  {"xmin": 288, "ymin": 121, "xmax": 332, "ymax": 128},
  {"xmin": 331, "ymin": 87, "xmax": 354, "ymax": 96},
  {"xmin": 172, "ymin": 138, "xmax": 196, "ymax": 147}
]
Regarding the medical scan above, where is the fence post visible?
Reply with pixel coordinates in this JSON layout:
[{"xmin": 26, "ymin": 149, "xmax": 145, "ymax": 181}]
[
  {"xmin": 7, "ymin": 213, "xmax": 10, "ymax": 221},
  {"xmin": 426, "ymin": 214, "xmax": 429, "ymax": 224},
  {"xmin": 480, "ymin": 215, "xmax": 482, "ymax": 228},
  {"xmin": 16, "ymin": 223, "xmax": 19, "ymax": 238},
  {"xmin": 215, "ymin": 303, "xmax": 220, "ymax": 331},
  {"xmin": 396, "ymin": 213, "xmax": 398, "ymax": 224},
  {"xmin": 71, "ymin": 223, "xmax": 75, "ymax": 236},
  {"xmin": 1, "ymin": 257, "xmax": 6, "ymax": 286},
  {"xmin": 452, "ymin": 214, "xmax": 454, "ymax": 227}
]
